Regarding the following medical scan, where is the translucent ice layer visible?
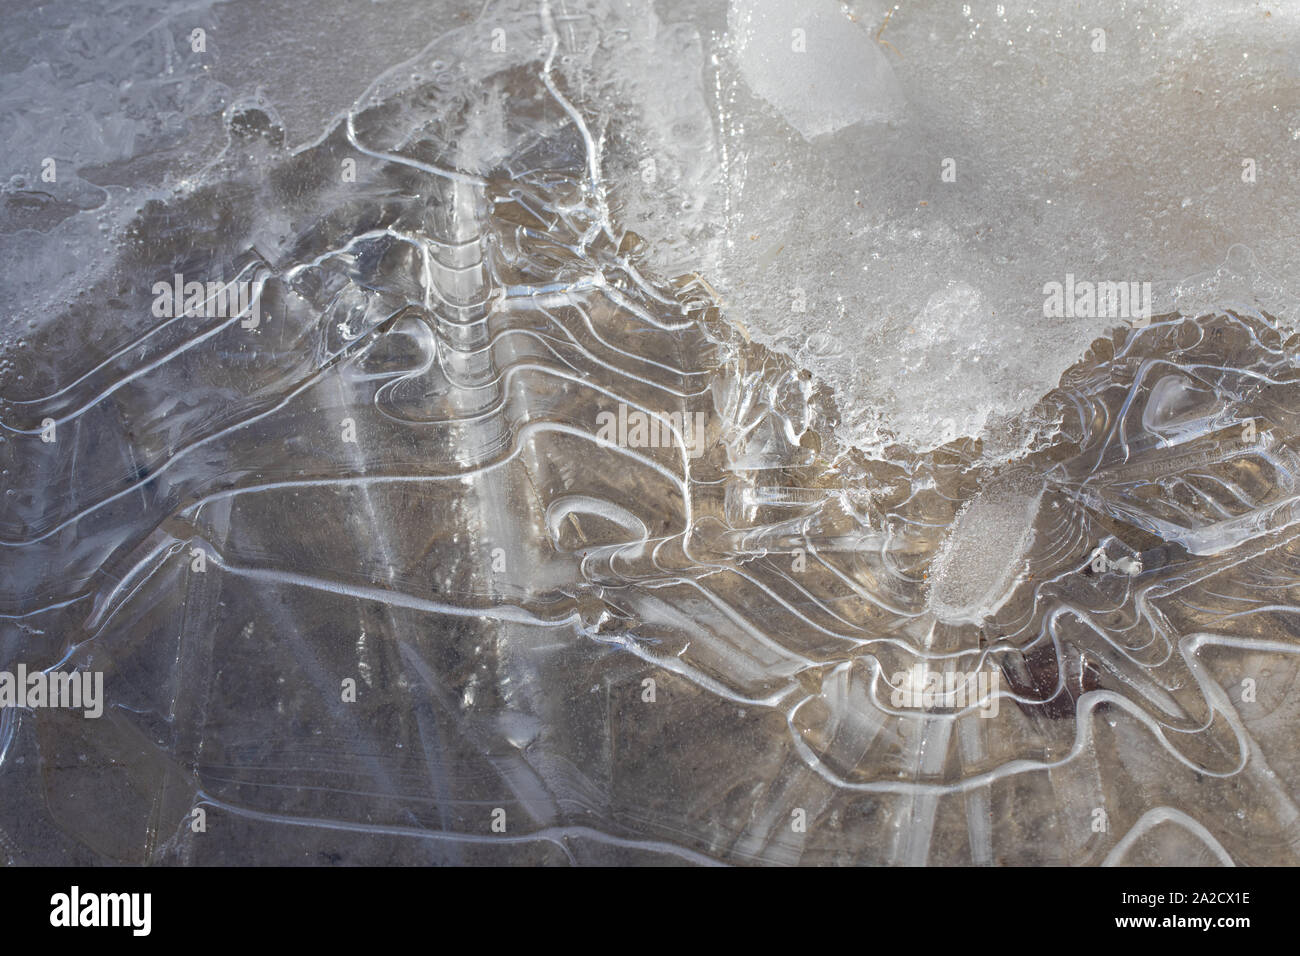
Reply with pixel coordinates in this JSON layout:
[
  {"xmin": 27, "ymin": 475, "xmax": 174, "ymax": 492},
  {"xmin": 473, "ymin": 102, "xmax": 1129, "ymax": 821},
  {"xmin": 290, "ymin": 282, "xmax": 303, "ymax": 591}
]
[
  {"xmin": 926, "ymin": 475, "xmax": 1043, "ymax": 624},
  {"xmin": 1, "ymin": 0, "xmax": 1300, "ymax": 867},
  {"xmin": 728, "ymin": 0, "xmax": 903, "ymax": 138}
]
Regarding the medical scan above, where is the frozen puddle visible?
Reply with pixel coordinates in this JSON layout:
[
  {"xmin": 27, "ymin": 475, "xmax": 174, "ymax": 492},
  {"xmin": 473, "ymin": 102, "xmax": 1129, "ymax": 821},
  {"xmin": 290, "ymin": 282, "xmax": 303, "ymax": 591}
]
[{"xmin": 2, "ymin": 0, "xmax": 1300, "ymax": 867}]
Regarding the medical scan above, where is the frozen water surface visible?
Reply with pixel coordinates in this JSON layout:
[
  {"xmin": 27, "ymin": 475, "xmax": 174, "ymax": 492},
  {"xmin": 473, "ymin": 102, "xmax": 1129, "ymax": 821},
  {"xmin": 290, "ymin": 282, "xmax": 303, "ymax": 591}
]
[
  {"xmin": 925, "ymin": 474, "xmax": 1043, "ymax": 625},
  {"xmin": 2, "ymin": 0, "xmax": 1300, "ymax": 865}
]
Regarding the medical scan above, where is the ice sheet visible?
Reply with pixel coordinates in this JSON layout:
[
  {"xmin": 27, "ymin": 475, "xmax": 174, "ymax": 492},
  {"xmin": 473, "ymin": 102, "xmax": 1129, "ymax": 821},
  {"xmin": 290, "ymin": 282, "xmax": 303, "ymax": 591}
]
[{"xmin": 2, "ymin": 0, "xmax": 1300, "ymax": 867}]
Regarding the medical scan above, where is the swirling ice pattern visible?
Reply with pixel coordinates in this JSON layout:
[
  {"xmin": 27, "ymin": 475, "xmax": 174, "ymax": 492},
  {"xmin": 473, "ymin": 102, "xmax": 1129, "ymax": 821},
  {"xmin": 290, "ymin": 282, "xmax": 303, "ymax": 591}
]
[{"xmin": 2, "ymin": 2, "xmax": 1299, "ymax": 865}]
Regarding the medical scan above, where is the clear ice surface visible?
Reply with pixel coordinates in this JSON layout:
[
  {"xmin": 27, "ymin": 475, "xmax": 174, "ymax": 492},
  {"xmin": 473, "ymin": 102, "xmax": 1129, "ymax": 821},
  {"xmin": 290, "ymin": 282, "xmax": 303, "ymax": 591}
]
[{"xmin": 2, "ymin": 0, "xmax": 1300, "ymax": 866}]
